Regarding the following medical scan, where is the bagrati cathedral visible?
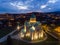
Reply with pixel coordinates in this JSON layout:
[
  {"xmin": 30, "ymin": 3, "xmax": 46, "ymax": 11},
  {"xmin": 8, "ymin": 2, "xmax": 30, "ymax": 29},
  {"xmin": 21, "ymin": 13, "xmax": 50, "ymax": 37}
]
[{"xmin": 20, "ymin": 14, "xmax": 44, "ymax": 41}]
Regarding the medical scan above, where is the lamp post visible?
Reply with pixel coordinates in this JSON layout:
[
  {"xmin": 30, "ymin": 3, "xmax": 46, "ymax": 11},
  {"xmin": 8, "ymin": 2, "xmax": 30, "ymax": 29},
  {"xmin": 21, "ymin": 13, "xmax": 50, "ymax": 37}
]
[
  {"xmin": 17, "ymin": 22, "xmax": 20, "ymax": 30},
  {"xmin": 17, "ymin": 25, "xmax": 20, "ymax": 30}
]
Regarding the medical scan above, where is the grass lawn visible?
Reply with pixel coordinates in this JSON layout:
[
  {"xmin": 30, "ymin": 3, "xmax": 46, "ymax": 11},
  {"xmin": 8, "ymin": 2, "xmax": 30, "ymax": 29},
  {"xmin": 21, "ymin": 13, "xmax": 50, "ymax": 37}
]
[{"xmin": 0, "ymin": 27, "xmax": 14, "ymax": 39}]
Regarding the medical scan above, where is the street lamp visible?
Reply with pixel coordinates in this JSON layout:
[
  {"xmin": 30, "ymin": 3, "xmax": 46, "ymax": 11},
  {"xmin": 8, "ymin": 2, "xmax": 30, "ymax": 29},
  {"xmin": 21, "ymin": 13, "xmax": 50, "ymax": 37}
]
[
  {"xmin": 17, "ymin": 22, "xmax": 20, "ymax": 30},
  {"xmin": 17, "ymin": 25, "xmax": 20, "ymax": 30}
]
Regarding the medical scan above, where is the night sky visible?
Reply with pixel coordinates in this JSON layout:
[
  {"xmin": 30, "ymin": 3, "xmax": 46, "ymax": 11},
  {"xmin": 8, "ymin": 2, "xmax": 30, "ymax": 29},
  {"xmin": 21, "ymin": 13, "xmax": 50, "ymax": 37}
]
[{"xmin": 0, "ymin": 0, "xmax": 60, "ymax": 13}]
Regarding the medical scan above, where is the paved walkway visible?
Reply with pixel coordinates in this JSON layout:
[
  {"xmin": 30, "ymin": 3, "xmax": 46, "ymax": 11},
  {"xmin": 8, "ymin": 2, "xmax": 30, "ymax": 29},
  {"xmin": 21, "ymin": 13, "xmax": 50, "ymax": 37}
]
[
  {"xmin": 0, "ymin": 30, "xmax": 17, "ymax": 43},
  {"xmin": 11, "ymin": 31, "xmax": 47, "ymax": 43},
  {"xmin": 0, "ymin": 26, "xmax": 23, "ymax": 43},
  {"xmin": 46, "ymin": 31, "xmax": 58, "ymax": 40}
]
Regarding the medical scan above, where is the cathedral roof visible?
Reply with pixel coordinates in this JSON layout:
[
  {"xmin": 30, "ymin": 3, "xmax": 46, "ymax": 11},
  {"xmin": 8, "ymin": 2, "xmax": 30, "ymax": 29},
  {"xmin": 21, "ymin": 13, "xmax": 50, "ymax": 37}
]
[{"xmin": 30, "ymin": 14, "xmax": 36, "ymax": 18}]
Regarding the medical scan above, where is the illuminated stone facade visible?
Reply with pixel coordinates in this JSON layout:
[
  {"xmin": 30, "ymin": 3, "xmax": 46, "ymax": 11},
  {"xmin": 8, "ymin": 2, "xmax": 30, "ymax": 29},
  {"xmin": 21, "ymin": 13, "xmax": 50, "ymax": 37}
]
[{"xmin": 20, "ymin": 14, "xmax": 46, "ymax": 42}]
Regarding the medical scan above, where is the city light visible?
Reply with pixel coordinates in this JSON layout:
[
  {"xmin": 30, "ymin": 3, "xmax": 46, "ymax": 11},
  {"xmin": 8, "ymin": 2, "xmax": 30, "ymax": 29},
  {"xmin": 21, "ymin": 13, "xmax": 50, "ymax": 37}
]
[
  {"xmin": 40, "ymin": 31, "xmax": 43, "ymax": 38},
  {"xmin": 55, "ymin": 27, "xmax": 60, "ymax": 32},
  {"xmin": 17, "ymin": 25, "xmax": 20, "ymax": 30},
  {"xmin": 31, "ymin": 26, "xmax": 35, "ymax": 31},
  {"xmin": 26, "ymin": 32, "xmax": 30, "ymax": 37},
  {"xmin": 20, "ymin": 32, "xmax": 24, "ymax": 38},
  {"xmin": 34, "ymin": 33, "xmax": 38, "ymax": 40}
]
